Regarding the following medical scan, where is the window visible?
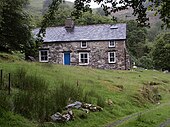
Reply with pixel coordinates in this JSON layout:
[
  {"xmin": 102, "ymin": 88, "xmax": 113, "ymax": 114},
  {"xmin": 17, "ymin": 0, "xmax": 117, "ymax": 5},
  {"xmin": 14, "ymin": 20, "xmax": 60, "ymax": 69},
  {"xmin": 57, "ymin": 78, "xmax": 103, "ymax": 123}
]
[
  {"xmin": 108, "ymin": 52, "xmax": 116, "ymax": 63},
  {"xmin": 39, "ymin": 50, "xmax": 49, "ymax": 62},
  {"xmin": 79, "ymin": 52, "xmax": 89, "ymax": 65},
  {"xmin": 109, "ymin": 41, "xmax": 115, "ymax": 47},
  {"xmin": 81, "ymin": 41, "xmax": 87, "ymax": 48}
]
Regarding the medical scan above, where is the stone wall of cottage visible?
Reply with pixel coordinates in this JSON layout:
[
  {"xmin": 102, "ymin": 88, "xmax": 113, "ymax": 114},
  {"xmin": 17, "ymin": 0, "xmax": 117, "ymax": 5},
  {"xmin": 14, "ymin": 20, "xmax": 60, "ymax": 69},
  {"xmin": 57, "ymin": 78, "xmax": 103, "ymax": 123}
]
[{"xmin": 41, "ymin": 41, "xmax": 130, "ymax": 70}]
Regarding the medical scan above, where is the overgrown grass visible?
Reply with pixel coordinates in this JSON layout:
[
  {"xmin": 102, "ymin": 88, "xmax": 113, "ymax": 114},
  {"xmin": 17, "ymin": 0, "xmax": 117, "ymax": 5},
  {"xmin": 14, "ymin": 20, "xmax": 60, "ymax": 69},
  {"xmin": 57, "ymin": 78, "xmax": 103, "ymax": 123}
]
[
  {"xmin": 0, "ymin": 64, "xmax": 105, "ymax": 124},
  {"xmin": 0, "ymin": 61, "xmax": 170, "ymax": 127},
  {"xmin": 0, "ymin": 108, "xmax": 36, "ymax": 127},
  {"xmin": 0, "ymin": 52, "xmax": 23, "ymax": 62}
]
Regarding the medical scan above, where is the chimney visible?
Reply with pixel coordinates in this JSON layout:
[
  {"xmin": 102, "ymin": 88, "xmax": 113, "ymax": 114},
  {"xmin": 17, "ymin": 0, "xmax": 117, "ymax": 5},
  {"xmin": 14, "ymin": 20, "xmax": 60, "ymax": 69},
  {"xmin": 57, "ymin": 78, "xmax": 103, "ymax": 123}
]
[{"xmin": 65, "ymin": 18, "xmax": 74, "ymax": 32}]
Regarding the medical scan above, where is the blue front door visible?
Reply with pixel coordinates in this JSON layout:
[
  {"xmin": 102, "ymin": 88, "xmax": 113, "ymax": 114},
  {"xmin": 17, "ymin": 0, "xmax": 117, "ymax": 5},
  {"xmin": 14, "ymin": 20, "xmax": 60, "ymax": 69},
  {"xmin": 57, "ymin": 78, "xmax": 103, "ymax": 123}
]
[{"xmin": 64, "ymin": 52, "xmax": 70, "ymax": 65}]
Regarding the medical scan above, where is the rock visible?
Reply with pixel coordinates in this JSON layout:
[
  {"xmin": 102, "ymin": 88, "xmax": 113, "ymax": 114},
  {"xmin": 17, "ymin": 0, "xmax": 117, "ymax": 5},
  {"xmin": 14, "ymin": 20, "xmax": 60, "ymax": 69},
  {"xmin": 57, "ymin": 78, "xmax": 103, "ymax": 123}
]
[
  {"xmin": 65, "ymin": 101, "xmax": 82, "ymax": 109},
  {"xmin": 51, "ymin": 110, "xmax": 74, "ymax": 122}
]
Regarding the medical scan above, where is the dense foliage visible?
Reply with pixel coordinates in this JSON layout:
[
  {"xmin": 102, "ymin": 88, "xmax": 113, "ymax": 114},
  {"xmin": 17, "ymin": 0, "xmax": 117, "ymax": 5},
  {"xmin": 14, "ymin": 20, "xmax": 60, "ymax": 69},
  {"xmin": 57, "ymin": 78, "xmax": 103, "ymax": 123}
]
[
  {"xmin": 127, "ymin": 20, "xmax": 147, "ymax": 59},
  {"xmin": 152, "ymin": 32, "xmax": 170, "ymax": 70},
  {"xmin": 0, "ymin": 0, "xmax": 31, "ymax": 52},
  {"xmin": 72, "ymin": 0, "xmax": 170, "ymax": 28}
]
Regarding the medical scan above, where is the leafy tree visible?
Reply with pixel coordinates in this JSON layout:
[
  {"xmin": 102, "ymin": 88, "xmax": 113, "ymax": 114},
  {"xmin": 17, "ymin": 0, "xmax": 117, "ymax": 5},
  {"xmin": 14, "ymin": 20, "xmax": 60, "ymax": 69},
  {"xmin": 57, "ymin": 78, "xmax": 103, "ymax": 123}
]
[
  {"xmin": 127, "ymin": 20, "xmax": 147, "ymax": 58},
  {"xmin": 0, "ymin": 0, "xmax": 31, "ymax": 52},
  {"xmin": 37, "ymin": 0, "xmax": 62, "ymax": 41},
  {"xmin": 152, "ymin": 32, "xmax": 170, "ymax": 70},
  {"xmin": 75, "ymin": 12, "xmax": 114, "ymax": 25},
  {"xmin": 45, "ymin": 4, "xmax": 73, "ymax": 26},
  {"xmin": 137, "ymin": 55, "xmax": 153, "ymax": 69},
  {"xmin": 146, "ymin": 21, "xmax": 163, "ymax": 42},
  {"xmin": 71, "ymin": 0, "xmax": 170, "ymax": 28},
  {"xmin": 0, "ymin": 0, "xmax": 6, "ymax": 27}
]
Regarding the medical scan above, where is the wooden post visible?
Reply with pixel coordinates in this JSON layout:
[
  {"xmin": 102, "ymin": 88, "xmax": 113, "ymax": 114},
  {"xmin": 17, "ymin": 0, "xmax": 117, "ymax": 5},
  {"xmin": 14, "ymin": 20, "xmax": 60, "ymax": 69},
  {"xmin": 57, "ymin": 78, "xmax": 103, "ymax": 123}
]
[
  {"xmin": 0, "ymin": 70, "xmax": 2, "ymax": 88},
  {"xmin": 8, "ymin": 73, "xmax": 11, "ymax": 95}
]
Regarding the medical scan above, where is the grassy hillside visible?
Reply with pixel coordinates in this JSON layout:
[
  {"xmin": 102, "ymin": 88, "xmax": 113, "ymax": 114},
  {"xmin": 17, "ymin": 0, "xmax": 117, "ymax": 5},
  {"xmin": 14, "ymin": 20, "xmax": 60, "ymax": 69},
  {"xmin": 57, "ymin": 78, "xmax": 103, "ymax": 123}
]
[
  {"xmin": 119, "ymin": 103, "xmax": 170, "ymax": 127},
  {"xmin": 0, "ymin": 56, "xmax": 170, "ymax": 127},
  {"xmin": 0, "ymin": 52, "xmax": 24, "ymax": 62},
  {"xmin": 0, "ymin": 108, "xmax": 36, "ymax": 127}
]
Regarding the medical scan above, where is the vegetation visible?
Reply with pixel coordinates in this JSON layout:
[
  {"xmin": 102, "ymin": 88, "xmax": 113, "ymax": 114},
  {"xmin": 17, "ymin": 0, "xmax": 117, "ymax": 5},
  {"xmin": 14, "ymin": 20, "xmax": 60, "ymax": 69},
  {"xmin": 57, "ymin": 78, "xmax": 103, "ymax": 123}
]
[
  {"xmin": 119, "ymin": 104, "xmax": 170, "ymax": 127},
  {"xmin": 72, "ymin": 0, "xmax": 170, "ymax": 28},
  {"xmin": 152, "ymin": 32, "xmax": 170, "ymax": 71},
  {"xmin": 0, "ymin": 58, "xmax": 170, "ymax": 126},
  {"xmin": 0, "ymin": 108, "xmax": 36, "ymax": 127},
  {"xmin": 0, "ymin": 0, "xmax": 170, "ymax": 126},
  {"xmin": 126, "ymin": 20, "xmax": 147, "ymax": 59},
  {"xmin": 0, "ymin": 0, "xmax": 31, "ymax": 51}
]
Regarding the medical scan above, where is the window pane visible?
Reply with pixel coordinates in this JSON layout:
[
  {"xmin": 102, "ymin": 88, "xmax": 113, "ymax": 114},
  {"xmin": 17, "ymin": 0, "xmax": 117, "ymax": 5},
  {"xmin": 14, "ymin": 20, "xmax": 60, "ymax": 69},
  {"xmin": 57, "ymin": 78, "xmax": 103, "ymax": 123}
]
[
  {"xmin": 44, "ymin": 56, "xmax": 48, "ymax": 60},
  {"xmin": 110, "ymin": 53, "xmax": 114, "ymax": 57},
  {"xmin": 40, "ymin": 50, "xmax": 48, "ymax": 61},
  {"xmin": 108, "ymin": 52, "xmax": 115, "ymax": 63},
  {"xmin": 84, "ymin": 59, "xmax": 88, "ymax": 63},
  {"xmin": 41, "ymin": 51, "xmax": 47, "ymax": 55},
  {"xmin": 110, "ymin": 41, "xmax": 115, "ymax": 46},
  {"xmin": 80, "ymin": 53, "xmax": 88, "ymax": 64},
  {"xmin": 110, "ymin": 58, "xmax": 114, "ymax": 62},
  {"xmin": 81, "ymin": 54, "xmax": 84, "ymax": 58},
  {"xmin": 82, "ymin": 41, "xmax": 87, "ymax": 47}
]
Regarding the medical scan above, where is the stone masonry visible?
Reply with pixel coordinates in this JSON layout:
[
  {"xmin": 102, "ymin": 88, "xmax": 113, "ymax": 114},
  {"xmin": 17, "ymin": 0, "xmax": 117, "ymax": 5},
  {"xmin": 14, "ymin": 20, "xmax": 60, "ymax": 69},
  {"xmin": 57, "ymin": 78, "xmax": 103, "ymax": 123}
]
[{"xmin": 41, "ymin": 40, "xmax": 130, "ymax": 70}]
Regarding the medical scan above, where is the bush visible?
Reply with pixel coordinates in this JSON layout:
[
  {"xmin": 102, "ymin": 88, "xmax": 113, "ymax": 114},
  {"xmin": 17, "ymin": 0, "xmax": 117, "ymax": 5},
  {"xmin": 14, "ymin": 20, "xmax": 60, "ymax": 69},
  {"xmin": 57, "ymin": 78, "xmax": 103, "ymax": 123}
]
[
  {"xmin": 152, "ymin": 32, "xmax": 170, "ymax": 70},
  {"xmin": 137, "ymin": 55, "xmax": 153, "ymax": 69}
]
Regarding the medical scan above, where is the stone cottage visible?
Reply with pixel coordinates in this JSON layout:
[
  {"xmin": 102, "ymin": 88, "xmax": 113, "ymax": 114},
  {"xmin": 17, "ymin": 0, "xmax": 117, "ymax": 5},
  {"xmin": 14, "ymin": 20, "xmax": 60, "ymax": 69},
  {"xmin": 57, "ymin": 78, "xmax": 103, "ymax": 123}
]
[{"xmin": 34, "ymin": 19, "xmax": 130, "ymax": 70}]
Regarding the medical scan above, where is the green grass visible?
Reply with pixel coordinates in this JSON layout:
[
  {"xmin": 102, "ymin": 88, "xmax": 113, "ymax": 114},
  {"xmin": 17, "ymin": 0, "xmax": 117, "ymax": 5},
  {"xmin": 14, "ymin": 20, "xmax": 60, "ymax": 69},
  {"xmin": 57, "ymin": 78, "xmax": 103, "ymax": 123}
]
[
  {"xmin": 0, "ymin": 52, "xmax": 24, "ymax": 62},
  {"xmin": 0, "ymin": 60, "xmax": 170, "ymax": 127},
  {"xmin": 0, "ymin": 108, "xmax": 36, "ymax": 127},
  {"xmin": 119, "ymin": 103, "xmax": 170, "ymax": 127}
]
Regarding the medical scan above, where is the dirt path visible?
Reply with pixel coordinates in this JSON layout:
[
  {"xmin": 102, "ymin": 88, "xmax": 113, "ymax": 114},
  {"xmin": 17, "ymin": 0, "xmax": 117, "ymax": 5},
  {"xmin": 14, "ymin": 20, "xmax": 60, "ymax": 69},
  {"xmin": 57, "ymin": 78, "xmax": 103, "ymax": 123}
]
[
  {"xmin": 106, "ymin": 102, "xmax": 170, "ymax": 127},
  {"xmin": 106, "ymin": 112, "xmax": 140, "ymax": 127}
]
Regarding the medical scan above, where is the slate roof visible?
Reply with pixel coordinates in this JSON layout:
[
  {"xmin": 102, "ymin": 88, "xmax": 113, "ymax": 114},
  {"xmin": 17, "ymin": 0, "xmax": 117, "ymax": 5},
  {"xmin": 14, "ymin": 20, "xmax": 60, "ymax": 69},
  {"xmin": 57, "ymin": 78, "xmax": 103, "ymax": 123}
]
[{"xmin": 33, "ymin": 24, "xmax": 126, "ymax": 42}]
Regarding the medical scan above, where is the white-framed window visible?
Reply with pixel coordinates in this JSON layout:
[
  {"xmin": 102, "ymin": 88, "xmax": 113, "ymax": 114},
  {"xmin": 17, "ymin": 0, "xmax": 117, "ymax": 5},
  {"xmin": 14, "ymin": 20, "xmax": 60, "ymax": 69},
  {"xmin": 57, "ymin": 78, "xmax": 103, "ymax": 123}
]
[
  {"xmin": 108, "ymin": 52, "xmax": 116, "ymax": 63},
  {"xmin": 81, "ymin": 41, "xmax": 87, "ymax": 48},
  {"xmin": 79, "ymin": 52, "xmax": 89, "ymax": 65},
  {"xmin": 39, "ymin": 50, "xmax": 49, "ymax": 62},
  {"xmin": 109, "ymin": 41, "xmax": 115, "ymax": 47}
]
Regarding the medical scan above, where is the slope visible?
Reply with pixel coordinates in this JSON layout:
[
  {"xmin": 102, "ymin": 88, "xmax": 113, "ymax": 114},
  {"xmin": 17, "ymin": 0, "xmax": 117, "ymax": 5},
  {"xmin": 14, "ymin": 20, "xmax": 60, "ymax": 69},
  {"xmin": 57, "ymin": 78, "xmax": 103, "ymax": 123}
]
[{"xmin": 0, "ymin": 59, "xmax": 170, "ymax": 127}]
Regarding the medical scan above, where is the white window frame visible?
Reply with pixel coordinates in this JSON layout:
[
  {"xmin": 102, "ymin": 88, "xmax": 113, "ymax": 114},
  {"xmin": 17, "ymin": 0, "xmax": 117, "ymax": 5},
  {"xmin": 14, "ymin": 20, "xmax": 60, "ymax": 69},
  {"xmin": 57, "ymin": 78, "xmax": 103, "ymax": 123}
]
[
  {"xmin": 39, "ymin": 50, "xmax": 49, "ymax": 62},
  {"xmin": 81, "ymin": 41, "xmax": 87, "ymax": 48},
  {"xmin": 109, "ymin": 41, "xmax": 116, "ymax": 47},
  {"xmin": 79, "ymin": 52, "xmax": 89, "ymax": 65},
  {"xmin": 108, "ymin": 52, "xmax": 116, "ymax": 63}
]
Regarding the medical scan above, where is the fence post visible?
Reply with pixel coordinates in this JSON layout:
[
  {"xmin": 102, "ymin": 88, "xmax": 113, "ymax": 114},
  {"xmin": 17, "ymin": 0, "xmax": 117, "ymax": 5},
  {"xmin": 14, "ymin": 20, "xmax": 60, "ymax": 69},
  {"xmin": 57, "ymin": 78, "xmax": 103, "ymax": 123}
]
[
  {"xmin": 0, "ymin": 69, "xmax": 2, "ymax": 89},
  {"xmin": 8, "ymin": 73, "xmax": 11, "ymax": 95}
]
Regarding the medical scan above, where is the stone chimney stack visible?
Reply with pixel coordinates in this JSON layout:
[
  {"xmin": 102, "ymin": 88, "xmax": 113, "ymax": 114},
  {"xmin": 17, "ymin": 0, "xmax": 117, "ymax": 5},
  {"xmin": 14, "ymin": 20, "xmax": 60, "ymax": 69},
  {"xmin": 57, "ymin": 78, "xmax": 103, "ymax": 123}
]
[{"xmin": 65, "ymin": 18, "xmax": 74, "ymax": 32}]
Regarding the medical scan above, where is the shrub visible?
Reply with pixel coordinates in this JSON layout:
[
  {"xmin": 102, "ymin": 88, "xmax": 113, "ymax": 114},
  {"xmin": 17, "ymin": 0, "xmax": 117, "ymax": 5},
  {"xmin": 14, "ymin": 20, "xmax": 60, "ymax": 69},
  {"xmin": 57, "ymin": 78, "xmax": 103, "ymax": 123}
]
[{"xmin": 137, "ymin": 55, "xmax": 153, "ymax": 69}]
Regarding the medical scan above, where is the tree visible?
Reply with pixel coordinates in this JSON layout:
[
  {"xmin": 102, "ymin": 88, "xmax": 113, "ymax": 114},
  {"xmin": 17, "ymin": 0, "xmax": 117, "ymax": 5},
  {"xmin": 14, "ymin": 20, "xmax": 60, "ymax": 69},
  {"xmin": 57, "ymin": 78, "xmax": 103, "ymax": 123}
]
[
  {"xmin": 0, "ymin": 0, "xmax": 31, "ymax": 52},
  {"xmin": 152, "ymin": 32, "xmax": 170, "ymax": 70},
  {"xmin": 127, "ymin": 20, "xmax": 147, "ymax": 58},
  {"xmin": 75, "ymin": 12, "xmax": 114, "ymax": 25},
  {"xmin": 137, "ymin": 55, "xmax": 153, "ymax": 69},
  {"xmin": 71, "ymin": 0, "xmax": 170, "ymax": 28},
  {"xmin": 0, "ymin": 0, "xmax": 6, "ymax": 27}
]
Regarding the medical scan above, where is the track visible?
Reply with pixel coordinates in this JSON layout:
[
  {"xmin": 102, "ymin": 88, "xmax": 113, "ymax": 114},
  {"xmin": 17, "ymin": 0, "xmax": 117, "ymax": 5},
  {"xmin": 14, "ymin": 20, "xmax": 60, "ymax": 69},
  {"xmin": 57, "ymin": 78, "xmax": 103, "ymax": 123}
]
[{"xmin": 106, "ymin": 102, "xmax": 170, "ymax": 127}]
